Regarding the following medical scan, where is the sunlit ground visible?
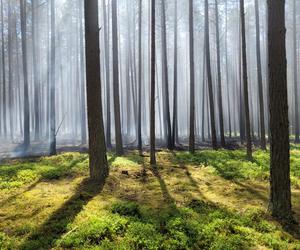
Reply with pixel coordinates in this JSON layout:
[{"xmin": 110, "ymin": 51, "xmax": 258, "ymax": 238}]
[{"xmin": 1, "ymin": 147, "xmax": 300, "ymax": 249}]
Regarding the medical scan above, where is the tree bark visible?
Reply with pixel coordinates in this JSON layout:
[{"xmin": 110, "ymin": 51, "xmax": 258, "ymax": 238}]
[
  {"xmin": 205, "ymin": 0, "xmax": 217, "ymax": 150},
  {"xmin": 137, "ymin": 0, "xmax": 143, "ymax": 153},
  {"xmin": 84, "ymin": 0, "xmax": 109, "ymax": 183},
  {"xmin": 49, "ymin": 0, "xmax": 56, "ymax": 155},
  {"xmin": 255, "ymin": 0, "xmax": 266, "ymax": 150},
  {"xmin": 150, "ymin": 0, "xmax": 156, "ymax": 165},
  {"xmin": 215, "ymin": 0, "xmax": 225, "ymax": 147},
  {"xmin": 161, "ymin": 0, "xmax": 172, "ymax": 149},
  {"xmin": 111, "ymin": 0, "xmax": 123, "ymax": 156},
  {"xmin": 20, "ymin": 0, "xmax": 30, "ymax": 148},
  {"xmin": 171, "ymin": 0, "xmax": 178, "ymax": 149},
  {"xmin": 240, "ymin": 0, "xmax": 252, "ymax": 159},
  {"xmin": 189, "ymin": 0, "xmax": 195, "ymax": 153},
  {"xmin": 268, "ymin": 0, "xmax": 292, "ymax": 221},
  {"xmin": 293, "ymin": 0, "xmax": 299, "ymax": 143}
]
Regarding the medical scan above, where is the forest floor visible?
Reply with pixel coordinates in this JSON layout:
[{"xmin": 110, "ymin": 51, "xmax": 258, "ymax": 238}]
[{"xmin": 1, "ymin": 147, "xmax": 300, "ymax": 249}]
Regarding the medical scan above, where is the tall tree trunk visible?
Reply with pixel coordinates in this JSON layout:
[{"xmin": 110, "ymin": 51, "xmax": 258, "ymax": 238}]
[
  {"xmin": 268, "ymin": 0, "xmax": 292, "ymax": 220},
  {"xmin": 32, "ymin": 0, "xmax": 40, "ymax": 141},
  {"xmin": 84, "ymin": 0, "xmax": 109, "ymax": 183},
  {"xmin": 215, "ymin": 0, "xmax": 225, "ymax": 147},
  {"xmin": 240, "ymin": 0, "xmax": 252, "ymax": 159},
  {"xmin": 150, "ymin": 0, "xmax": 156, "ymax": 165},
  {"xmin": 20, "ymin": 0, "xmax": 30, "ymax": 148},
  {"xmin": 238, "ymin": 17, "xmax": 245, "ymax": 144},
  {"xmin": 1, "ymin": 0, "xmax": 6, "ymax": 137},
  {"xmin": 8, "ymin": 0, "xmax": 14, "ymax": 140},
  {"xmin": 171, "ymin": 0, "xmax": 178, "ymax": 149},
  {"xmin": 225, "ymin": 0, "xmax": 231, "ymax": 138},
  {"xmin": 189, "ymin": 0, "xmax": 195, "ymax": 153},
  {"xmin": 111, "ymin": 0, "xmax": 123, "ymax": 155},
  {"xmin": 79, "ymin": 0, "xmax": 87, "ymax": 145},
  {"xmin": 137, "ymin": 0, "xmax": 143, "ymax": 153},
  {"xmin": 205, "ymin": 0, "xmax": 217, "ymax": 150},
  {"xmin": 161, "ymin": 0, "xmax": 172, "ymax": 149},
  {"xmin": 255, "ymin": 0, "xmax": 266, "ymax": 150},
  {"xmin": 101, "ymin": 0, "xmax": 111, "ymax": 148},
  {"xmin": 49, "ymin": 0, "xmax": 56, "ymax": 155},
  {"xmin": 293, "ymin": 0, "xmax": 299, "ymax": 143}
]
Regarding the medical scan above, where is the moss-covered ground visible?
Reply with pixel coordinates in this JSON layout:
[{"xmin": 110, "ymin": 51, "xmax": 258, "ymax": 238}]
[{"xmin": 1, "ymin": 147, "xmax": 300, "ymax": 249}]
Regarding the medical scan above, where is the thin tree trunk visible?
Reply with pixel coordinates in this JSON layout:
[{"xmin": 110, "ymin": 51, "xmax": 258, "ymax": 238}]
[
  {"xmin": 205, "ymin": 0, "xmax": 217, "ymax": 150},
  {"xmin": 255, "ymin": 0, "xmax": 266, "ymax": 149},
  {"xmin": 225, "ymin": 0, "xmax": 231, "ymax": 138},
  {"xmin": 137, "ymin": 0, "xmax": 143, "ymax": 153},
  {"xmin": 1, "ymin": 0, "xmax": 6, "ymax": 137},
  {"xmin": 215, "ymin": 0, "xmax": 225, "ymax": 147},
  {"xmin": 161, "ymin": 0, "xmax": 172, "ymax": 149},
  {"xmin": 293, "ymin": 0, "xmax": 299, "ymax": 143},
  {"xmin": 240, "ymin": 0, "xmax": 252, "ymax": 159},
  {"xmin": 189, "ymin": 0, "xmax": 195, "ymax": 153},
  {"xmin": 111, "ymin": 0, "xmax": 123, "ymax": 155},
  {"xmin": 79, "ymin": 0, "xmax": 87, "ymax": 145},
  {"xmin": 102, "ymin": 0, "xmax": 111, "ymax": 148},
  {"xmin": 150, "ymin": 0, "xmax": 156, "ymax": 165},
  {"xmin": 171, "ymin": 0, "xmax": 178, "ymax": 149},
  {"xmin": 8, "ymin": 1, "xmax": 14, "ymax": 140},
  {"xmin": 49, "ymin": 0, "xmax": 56, "ymax": 155},
  {"xmin": 20, "ymin": 0, "xmax": 30, "ymax": 148}
]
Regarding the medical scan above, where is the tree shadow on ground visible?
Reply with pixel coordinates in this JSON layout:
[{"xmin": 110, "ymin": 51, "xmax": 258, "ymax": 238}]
[
  {"xmin": 19, "ymin": 178, "xmax": 104, "ymax": 250},
  {"xmin": 0, "ymin": 156, "xmax": 87, "ymax": 208}
]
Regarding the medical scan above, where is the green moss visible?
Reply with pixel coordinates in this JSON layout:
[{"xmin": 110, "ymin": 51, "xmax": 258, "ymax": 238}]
[
  {"xmin": 111, "ymin": 201, "xmax": 141, "ymax": 218},
  {"xmin": 110, "ymin": 157, "xmax": 140, "ymax": 169},
  {"xmin": 1, "ymin": 150, "xmax": 300, "ymax": 249}
]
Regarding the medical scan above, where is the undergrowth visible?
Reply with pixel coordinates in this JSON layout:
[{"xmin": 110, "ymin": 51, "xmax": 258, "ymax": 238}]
[{"xmin": 0, "ymin": 149, "xmax": 300, "ymax": 249}]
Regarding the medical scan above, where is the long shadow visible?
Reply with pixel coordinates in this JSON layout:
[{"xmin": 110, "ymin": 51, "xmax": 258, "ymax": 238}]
[
  {"xmin": 0, "ymin": 156, "xmax": 87, "ymax": 208},
  {"xmin": 0, "ymin": 181, "xmax": 41, "ymax": 208},
  {"xmin": 19, "ymin": 178, "xmax": 104, "ymax": 250},
  {"xmin": 150, "ymin": 165, "xmax": 177, "ymax": 212},
  {"xmin": 170, "ymin": 152, "xmax": 203, "ymax": 192},
  {"xmin": 233, "ymin": 180, "xmax": 268, "ymax": 203}
]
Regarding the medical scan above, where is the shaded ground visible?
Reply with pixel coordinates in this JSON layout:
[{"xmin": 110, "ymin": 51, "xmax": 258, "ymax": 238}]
[{"xmin": 1, "ymin": 149, "xmax": 300, "ymax": 249}]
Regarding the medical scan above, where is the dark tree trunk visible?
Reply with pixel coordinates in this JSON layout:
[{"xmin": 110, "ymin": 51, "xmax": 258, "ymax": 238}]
[
  {"xmin": 150, "ymin": 0, "xmax": 156, "ymax": 165},
  {"xmin": 189, "ymin": 0, "xmax": 195, "ymax": 153},
  {"xmin": 84, "ymin": 0, "xmax": 109, "ymax": 183},
  {"xmin": 137, "ymin": 0, "xmax": 142, "ymax": 153},
  {"xmin": 171, "ymin": 0, "xmax": 178, "ymax": 149},
  {"xmin": 161, "ymin": 0, "xmax": 172, "ymax": 149},
  {"xmin": 268, "ymin": 0, "xmax": 293, "ymax": 221},
  {"xmin": 225, "ymin": 0, "xmax": 231, "ymax": 138},
  {"xmin": 215, "ymin": 0, "xmax": 225, "ymax": 147},
  {"xmin": 293, "ymin": 0, "xmax": 299, "ymax": 143},
  {"xmin": 49, "ymin": 0, "xmax": 56, "ymax": 155},
  {"xmin": 240, "ymin": 0, "xmax": 252, "ymax": 159},
  {"xmin": 255, "ymin": 0, "xmax": 266, "ymax": 150},
  {"xmin": 101, "ymin": 0, "xmax": 111, "ymax": 148},
  {"xmin": 20, "ymin": 0, "xmax": 30, "ymax": 148},
  {"xmin": 111, "ymin": 0, "xmax": 123, "ymax": 156},
  {"xmin": 205, "ymin": 0, "xmax": 217, "ymax": 150},
  {"xmin": 238, "ymin": 19, "xmax": 245, "ymax": 144}
]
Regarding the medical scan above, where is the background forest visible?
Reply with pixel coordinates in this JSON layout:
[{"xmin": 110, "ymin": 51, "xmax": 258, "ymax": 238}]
[{"xmin": 0, "ymin": 0, "xmax": 300, "ymax": 249}]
